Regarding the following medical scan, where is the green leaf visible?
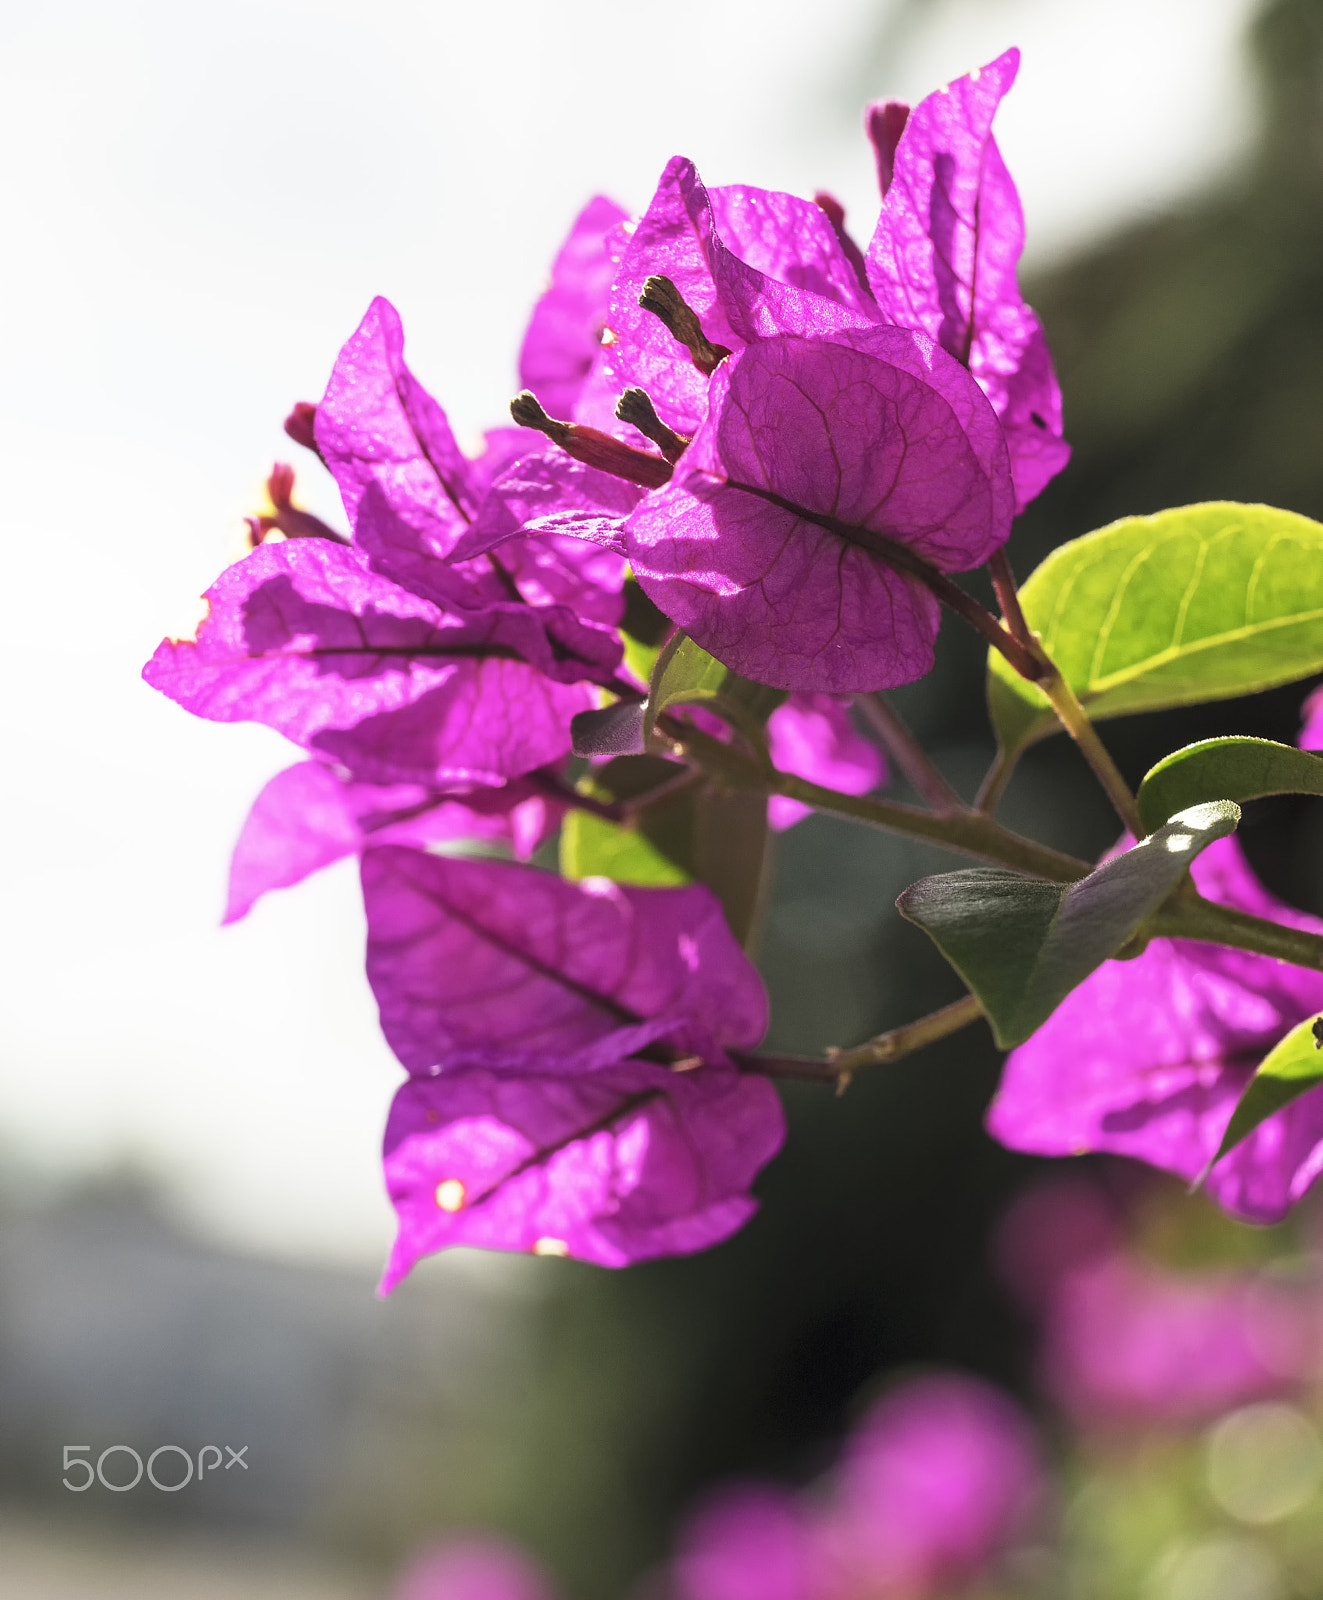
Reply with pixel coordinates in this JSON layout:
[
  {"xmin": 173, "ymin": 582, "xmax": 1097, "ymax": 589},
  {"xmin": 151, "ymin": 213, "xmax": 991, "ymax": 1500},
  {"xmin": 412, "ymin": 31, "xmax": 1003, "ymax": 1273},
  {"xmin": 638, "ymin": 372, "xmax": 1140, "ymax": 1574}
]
[
  {"xmin": 897, "ymin": 801, "xmax": 1240, "ymax": 1047},
  {"xmin": 641, "ymin": 631, "xmax": 786, "ymax": 756},
  {"xmin": 988, "ymin": 503, "xmax": 1323, "ymax": 760},
  {"xmin": 621, "ymin": 632, "xmax": 662, "ymax": 688},
  {"xmin": 644, "ymin": 632, "xmax": 729, "ymax": 741},
  {"xmin": 559, "ymin": 810, "xmax": 689, "ymax": 887},
  {"xmin": 1204, "ymin": 1015, "xmax": 1323, "ymax": 1176},
  {"xmin": 557, "ymin": 755, "xmax": 769, "ymax": 946},
  {"xmin": 1137, "ymin": 738, "xmax": 1323, "ymax": 834}
]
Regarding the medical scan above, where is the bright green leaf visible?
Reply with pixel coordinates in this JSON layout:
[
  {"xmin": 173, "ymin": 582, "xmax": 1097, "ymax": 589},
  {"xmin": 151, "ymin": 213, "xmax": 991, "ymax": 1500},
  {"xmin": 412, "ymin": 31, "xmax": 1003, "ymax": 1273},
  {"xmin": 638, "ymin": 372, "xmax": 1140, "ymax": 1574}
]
[
  {"xmin": 621, "ymin": 632, "xmax": 662, "ymax": 688},
  {"xmin": 641, "ymin": 630, "xmax": 786, "ymax": 757},
  {"xmin": 559, "ymin": 810, "xmax": 689, "ymax": 887},
  {"xmin": 557, "ymin": 755, "xmax": 768, "ymax": 945},
  {"xmin": 643, "ymin": 632, "xmax": 729, "ymax": 741},
  {"xmin": 897, "ymin": 801, "xmax": 1240, "ymax": 1047},
  {"xmin": 1204, "ymin": 1015, "xmax": 1323, "ymax": 1176},
  {"xmin": 1138, "ymin": 738, "xmax": 1323, "ymax": 834},
  {"xmin": 988, "ymin": 503, "xmax": 1323, "ymax": 761}
]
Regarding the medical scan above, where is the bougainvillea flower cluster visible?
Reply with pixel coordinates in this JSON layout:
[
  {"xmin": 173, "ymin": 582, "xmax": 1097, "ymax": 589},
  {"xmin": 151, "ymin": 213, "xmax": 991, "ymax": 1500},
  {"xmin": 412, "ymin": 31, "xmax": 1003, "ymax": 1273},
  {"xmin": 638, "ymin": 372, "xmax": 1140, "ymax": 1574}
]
[
  {"xmin": 452, "ymin": 50, "xmax": 1060, "ymax": 694},
  {"xmin": 142, "ymin": 18, "xmax": 1323, "ymax": 1304},
  {"xmin": 144, "ymin": 47, "xmax": 1083, "ymax": 1285},
  {"xmin": 822, "ymin": 1374, "xmax": 1043, "ymax": 1594}
]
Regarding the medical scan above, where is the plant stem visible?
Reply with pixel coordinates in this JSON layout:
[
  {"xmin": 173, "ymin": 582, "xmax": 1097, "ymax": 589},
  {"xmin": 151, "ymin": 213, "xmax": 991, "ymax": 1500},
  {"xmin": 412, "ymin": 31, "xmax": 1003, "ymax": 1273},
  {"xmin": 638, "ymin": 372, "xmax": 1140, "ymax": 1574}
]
[
  {"xmin": 738, "ymin": 1053, "xmax": 843, "ymax": 1086},
  {"xmin": 973, "ymin": 747, "xmax": 1018, "ymax": 814},
  {"xmin": 771, "ymin": 770, "xmax": 1089, "ymax": 881},
  {"xmin": 1036, "ymin": 663, "xmax": 1145, "ymax": 837},
  {"xmin": 856, "ymin": 694, "xmax": 963, "ymax": 813},
  {"xmin": 985, "ymin": 551, "xmax": 1143, "ymax": 833},
  {"xmin": 831, "ymin": 994, "xmax": 985, "ymax": 1074},
  {"xmin": 919, "ymin": 567, "xmax": 1047, "ymax": 680},
  {"xmin": 660, "ymin": 715, "xmax": 1091, "ymax": 882},
  {"xmin": 988, "ymin": 549, "xmax": 1032, "ymax": 646},
  {"xmin": 528, "ymin": 769, "xmax": 624, "ymax": 823},
  {"xmin": 1147, "ymin": 893, "xmax": 1323, "ymax": 971},
  {"xmin": 618, "ymin": 767, "xmax": 704, "ymax": 817},
  {"xmin": 740, "ymin": 995, "xmax": 985, "ymax": 1090}
]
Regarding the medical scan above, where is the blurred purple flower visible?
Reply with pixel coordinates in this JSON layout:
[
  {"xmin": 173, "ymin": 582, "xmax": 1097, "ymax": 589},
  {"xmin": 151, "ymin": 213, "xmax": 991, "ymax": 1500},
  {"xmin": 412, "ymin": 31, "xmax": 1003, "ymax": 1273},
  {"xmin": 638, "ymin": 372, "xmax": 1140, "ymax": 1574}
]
[
  {"xmin": 823, "ymin": 1373, "xmax": 1042, "ymax": 1595},
  {"xmin": 364, "ymin": 849, "xmax": 782, "ymax": 1277},
  {"xmin": 675, "ymin": 1484, "xmax": 821, "ymax": 1600},
  {"xmin": 987, "ymin": 837, "xmax": 1323, "ymax": 1223},
  {"xmin": 392, "ymin": 1538, "xmax": 555, "ymax": 1600},
  {"xmin": 992, "ymin": 1172, "xmax": 1125, "ymax": 1317},
  {"xmin": 766, "ymin": 696, "xmax": 886, "ymax": 830},
  {"xmin": 222, "ymin": 761, "xmax": 562, "ymax": 924},
  {"xmin": 864, "ymin": 49, "xmax": 1069, "ymax": 510},
  {"xmin": 1041, "ymin": 1251, "xmax": 1308, "ymax": 1427},
  {"xmin": 519, "ymin": 194, "xmax": 631, "ymax": 420},
  {"xmin": 1300, "ymin": 683, "xmax": 1323, "ymax": 751}
]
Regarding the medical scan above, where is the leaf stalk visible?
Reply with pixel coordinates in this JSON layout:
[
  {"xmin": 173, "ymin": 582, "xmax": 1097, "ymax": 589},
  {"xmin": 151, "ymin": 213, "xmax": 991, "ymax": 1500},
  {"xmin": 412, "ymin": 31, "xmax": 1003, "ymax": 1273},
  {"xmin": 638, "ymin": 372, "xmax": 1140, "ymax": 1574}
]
[
  {"xmin": 660, "ymin": 714, "xmax": 1091, "ymax": 883},
  {"xmin": 856, "ymin": 693, "xmax": 963, "ymax": 814},
  {"xmin": 741, "ymin": 994, "xmax": 985, "ymax": 1090},
  {"xmin": 1146, "ymin": 893, "xmax": 1323, "ymax": 971},
  {"xmin": 1036, "ymin": 661, "xmax": 1145, "ymax": 837}
]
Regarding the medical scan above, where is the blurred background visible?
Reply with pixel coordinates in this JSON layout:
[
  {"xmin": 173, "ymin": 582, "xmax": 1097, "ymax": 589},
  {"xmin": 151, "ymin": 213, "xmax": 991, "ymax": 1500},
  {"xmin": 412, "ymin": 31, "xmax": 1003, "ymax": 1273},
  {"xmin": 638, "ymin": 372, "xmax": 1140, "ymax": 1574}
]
[{"xmin": 6, "ymin": 0, "xmax": 1323, "ymax": 1592}]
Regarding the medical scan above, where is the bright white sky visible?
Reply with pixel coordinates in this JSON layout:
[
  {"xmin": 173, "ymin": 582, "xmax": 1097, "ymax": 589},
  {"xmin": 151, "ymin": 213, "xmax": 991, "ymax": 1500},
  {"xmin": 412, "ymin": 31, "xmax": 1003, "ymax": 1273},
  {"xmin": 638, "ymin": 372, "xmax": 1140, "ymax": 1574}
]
[{"xmin": 0, "ymin": 0, "xmax": 1260, "ymax": 1263}]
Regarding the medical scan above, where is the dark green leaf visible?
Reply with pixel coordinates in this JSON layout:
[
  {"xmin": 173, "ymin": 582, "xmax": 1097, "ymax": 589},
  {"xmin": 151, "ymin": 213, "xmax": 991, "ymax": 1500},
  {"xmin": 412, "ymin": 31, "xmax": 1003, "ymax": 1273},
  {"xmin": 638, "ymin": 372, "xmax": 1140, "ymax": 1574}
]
[
  {"xmin": 1203, "ymin": 1016, "xmax": 1323, "ymax": 1176},
  {"xmin": 897, "ymin": 801, "xmax": 1241, "ymax": 1047},
  {"xmin": 988, "ymin": 503, "xmax": 1323, "ymax": 760},
  {"xmin": 1137, "ymin": 738, "xmax": 1323, "ymax": 834}
]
